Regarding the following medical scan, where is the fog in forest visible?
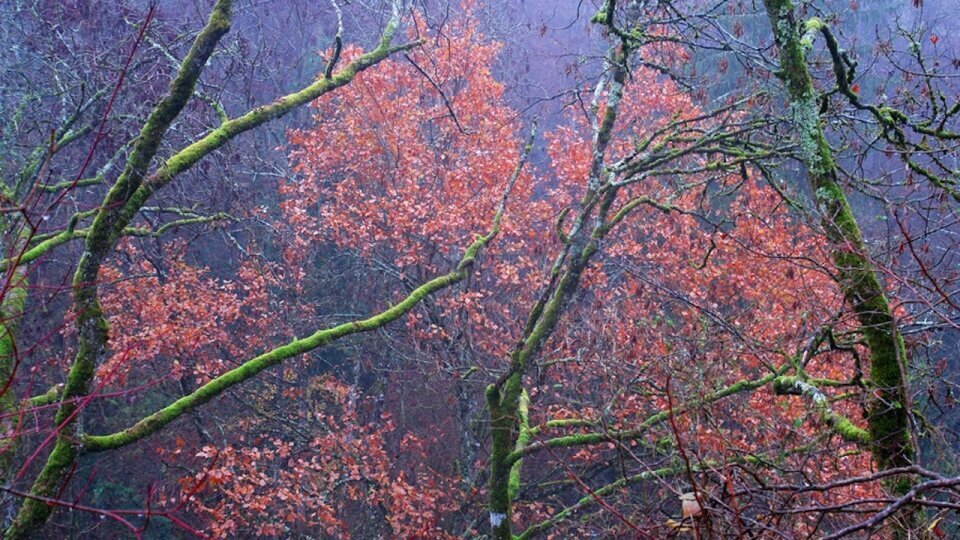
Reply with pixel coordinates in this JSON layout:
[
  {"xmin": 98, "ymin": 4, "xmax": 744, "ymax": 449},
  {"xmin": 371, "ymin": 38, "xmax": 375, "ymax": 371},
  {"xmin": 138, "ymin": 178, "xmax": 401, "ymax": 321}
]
[{"xmin": 1, "ymin": 0, "xmax": 959, "ymax": 538}]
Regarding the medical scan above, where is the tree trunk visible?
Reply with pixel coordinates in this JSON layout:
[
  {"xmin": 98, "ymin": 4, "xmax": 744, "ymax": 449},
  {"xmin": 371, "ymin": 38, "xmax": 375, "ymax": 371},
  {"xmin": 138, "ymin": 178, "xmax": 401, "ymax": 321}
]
[{"xmin": 762, "ymin": 0, "xmax": 917, "ymax": 535}]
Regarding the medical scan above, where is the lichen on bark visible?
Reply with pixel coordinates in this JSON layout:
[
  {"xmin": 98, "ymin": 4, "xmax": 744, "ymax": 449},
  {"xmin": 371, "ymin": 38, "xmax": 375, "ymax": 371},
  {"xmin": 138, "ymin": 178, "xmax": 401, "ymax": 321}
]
[{"xmin": 762, "ymin": 0, "xmax": 917, "ymax": 534}]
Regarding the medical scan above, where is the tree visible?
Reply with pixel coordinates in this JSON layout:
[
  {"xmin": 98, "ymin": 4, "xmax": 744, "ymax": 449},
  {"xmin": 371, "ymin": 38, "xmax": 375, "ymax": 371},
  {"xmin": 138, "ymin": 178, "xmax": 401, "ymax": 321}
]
[
  {"xmin": 762, "ymin": 0, "xmax": 915, "ymax": 532},
  {"xmin": 0, "ymin": 0, "xmax": 466, "ymax": 536},
  {"xmin": 2, "ymin": 0, "xmax": 959, "ymax": 537}
]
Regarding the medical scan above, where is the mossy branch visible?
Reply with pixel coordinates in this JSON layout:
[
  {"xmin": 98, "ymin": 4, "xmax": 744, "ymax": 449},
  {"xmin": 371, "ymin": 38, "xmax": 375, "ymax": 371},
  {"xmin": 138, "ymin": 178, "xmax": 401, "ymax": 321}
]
[
  {"xmin": 129, "ymin": 14, "xmax": 422, "ymax": 214},
  {"xmin": 486, "ymin": 43, "xmax": 630, "ymax": 539},
  {"xmin": 762, "ymin": 0, "xmax": 916, "ymax": 519},
  {"xmin": 507, "ymin": 389, "xmax": 530, "ymax": 501},
  {"xmin": 26, "ymin": 386, "xmax": 63, "ymax": 408},
  {"xmin": 773, "ymin": 376, "xmax": 871, "ymax": 443},
  {"xmin": 514, "ymin": 444, "xmax": 816, "ymax": 540},
  {"xmin": 5, "ymin": 3, "xmax": 235, "ymax": 538},
  {"xmin": 515, "ymin": 465, "xmax": 685, "ymax": 540},
  {"xmin": 810, "ymin": 18, "xmax": 959, "ymax": 202},
  {"xmin": 504, "ymin": 368, "xmax": 785, "ymax": 467},
  {"xmin": 0, "ymin": 231, "xmax": 31, "ymax": 482},
  {"xmin": 83, "ymin": 255, "xmax": 474, "ymax": 451},
  {"xmin": 0, "ymin": 213, "xmax": 229, "ymax": 272},
  {"xmin": 87, "ymin": 0, "xmax": 233, "ymax": 251},
  {"xmin": 601, "ymin": 194, "xmax": 675, "ymax": 235},
  {"xmin": 82, "ymin": 121, "xmax": 538, "ymax": 453},
  {"xmin": 38, "ymin": 175, "xmax": 103, "ymax": 193}
]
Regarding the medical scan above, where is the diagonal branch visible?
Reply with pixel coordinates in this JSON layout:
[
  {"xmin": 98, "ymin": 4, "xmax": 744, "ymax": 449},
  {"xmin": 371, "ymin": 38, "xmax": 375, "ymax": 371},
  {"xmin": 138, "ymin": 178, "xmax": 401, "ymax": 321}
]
[{"xmin": 81, "ymin": 120, "xmax": 539, "ymax": 453}]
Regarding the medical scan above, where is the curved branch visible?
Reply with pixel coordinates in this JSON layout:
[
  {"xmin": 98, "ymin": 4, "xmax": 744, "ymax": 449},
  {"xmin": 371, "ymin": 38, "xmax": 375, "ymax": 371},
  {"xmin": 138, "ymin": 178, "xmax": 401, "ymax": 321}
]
[
  {"xmin": 772, "ymin": 376, "xmax": 870, "ymax": 443},
  {"xmin": 83, "ymin": 243, "xmax": 479, "ymax": 451},
  {"xmin": 82, "ymin": 120, "xmax": 539, "ymax": 453},
  {"xmin": 504, "ymin": 368, "xmax": 785, "ymax": 467}
]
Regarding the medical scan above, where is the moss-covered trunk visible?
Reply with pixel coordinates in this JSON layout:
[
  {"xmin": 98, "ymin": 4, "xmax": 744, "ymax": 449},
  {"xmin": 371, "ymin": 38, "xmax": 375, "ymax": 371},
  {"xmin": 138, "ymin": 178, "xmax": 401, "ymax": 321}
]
[
  {"xmin": 0, "ymin": 228, "xmax": 29, "ymax": 526},
  {"xmin": 486, "ymin": 374, "xmax": 521, "ymax": 540},
  {"xmin": 3, "ymin": 3, "xmax": 234, "ymax": 537},
  {"xmin": 483, "ymin": 35, "xmax": 628, "ymax": 536},
  {"xmin": 762, "ymin": 0, "xmax": 917, "ymax": 534},
  {"xmin": 484, "ymin": 185, "xmax": 617, "ymax": 538}
]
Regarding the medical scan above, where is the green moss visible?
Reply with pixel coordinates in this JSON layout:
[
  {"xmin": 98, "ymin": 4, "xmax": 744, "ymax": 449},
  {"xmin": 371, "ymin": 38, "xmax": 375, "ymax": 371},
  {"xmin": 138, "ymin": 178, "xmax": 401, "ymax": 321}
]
[
  {"xmin": 486, "ymin": 376, "xmax": 517, "ymax": 540},
  {"xmin": 27, "ymin": 386, "xmax": 62, "ymax": 408},
  {"xmin": 508, "ymin": 389, "xmax": 530, "ymax": 501},
  {"xmin": 803, "ymin": 18, "xmax": 824, "ymax": 33},
  {"xmin": 7, "ymin": 0, "xmax": 428, "ymax": 536},
  {"xmin": 0, "ymin": 330, "xmax": 19, "ymax": 480},
  {"xmin": 774, "ymin": 376, "xmax": 871, "ymax": 443},
  {"xmin": 763, "ymin": 0, "xmax": 916, "ymax": 520},
  {"xmin": 0, "ymin": 231, "xmax": 32, "ymax": 481},
  {"xmin": 4, "ymin": 439, "xmax": 79, "ymax": 539},
  {"xmin": 485, "ymin": 383, "xmax": 500, "ymax": 406},
  {"xmin": 505, "ymin": 369, "xmax": 784, "ymax": 466},
  {"xmin": 84, "ymin": 256, "xmax": 480, "ymax": 451}
]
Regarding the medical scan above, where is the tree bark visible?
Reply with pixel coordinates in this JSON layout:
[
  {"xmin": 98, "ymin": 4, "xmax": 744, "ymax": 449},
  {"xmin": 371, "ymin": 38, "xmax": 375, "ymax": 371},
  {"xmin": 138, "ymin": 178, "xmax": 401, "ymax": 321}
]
[{"xmin": 762, "ymin": 0, "xmax": 917, "ymax": 535}]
